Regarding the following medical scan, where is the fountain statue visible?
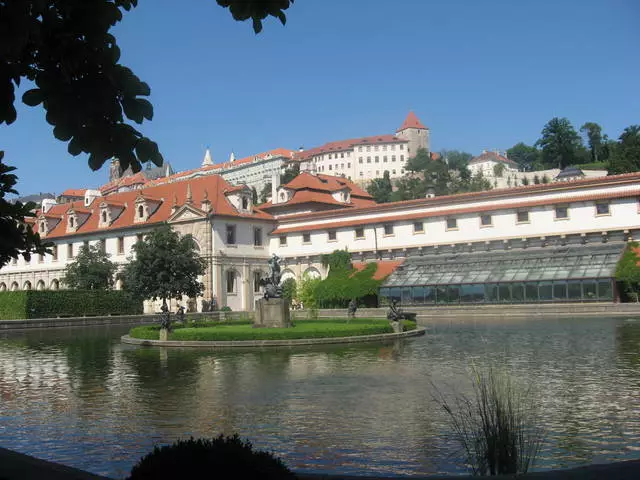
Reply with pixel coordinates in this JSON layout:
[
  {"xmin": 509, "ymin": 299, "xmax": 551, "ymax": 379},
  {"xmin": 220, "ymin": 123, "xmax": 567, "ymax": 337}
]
[{"xmin": 254, "ymin": 254, "xmax": 291, "ymax": 328}]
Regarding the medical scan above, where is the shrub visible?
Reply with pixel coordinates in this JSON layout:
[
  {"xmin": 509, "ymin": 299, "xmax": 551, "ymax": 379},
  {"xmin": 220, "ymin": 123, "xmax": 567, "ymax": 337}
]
[
  {"xmin": 221, "ymin": 306, "xmax": 232, "ymax": 312},
  {"xmin": 436, "ymin": 367, "xmax": 543, "ymax": 476},
  {"xmin": 0, "ymin": 290, "xmax": 142, "ymax": 319},
  {"xmin": 127, "ymin": 434, "xmax": 295, "ymax": 480}
]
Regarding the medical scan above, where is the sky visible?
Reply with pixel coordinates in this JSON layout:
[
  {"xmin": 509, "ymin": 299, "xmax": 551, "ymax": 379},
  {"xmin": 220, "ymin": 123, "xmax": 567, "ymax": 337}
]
[{"xmin": 2, "ymin": 0, "xmax": 639, "ymax": 196}]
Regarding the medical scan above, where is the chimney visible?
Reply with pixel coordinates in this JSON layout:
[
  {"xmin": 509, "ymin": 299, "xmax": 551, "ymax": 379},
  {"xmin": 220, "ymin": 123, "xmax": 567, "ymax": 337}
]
[{"xmin": 271, "ymin": 173, "xmax": 280, "ymax": 204}]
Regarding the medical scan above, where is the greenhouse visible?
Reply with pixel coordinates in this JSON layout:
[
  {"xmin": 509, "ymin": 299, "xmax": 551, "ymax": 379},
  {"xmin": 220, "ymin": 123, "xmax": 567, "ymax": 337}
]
[{"xmin": 379, "ymin": 243, "xmax": 624, "ymax": 305}]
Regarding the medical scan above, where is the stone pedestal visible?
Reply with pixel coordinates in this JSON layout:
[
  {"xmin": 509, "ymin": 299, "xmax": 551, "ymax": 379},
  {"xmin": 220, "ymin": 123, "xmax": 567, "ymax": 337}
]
[
  {"xmin": 390, "ymin": 321, "xmax": 403, "ymax": 334},
  {"xmin": 159, "ymin": 328, "xmax": 169, "ymax": 341},
  {"xmin": 254, "ymin": 298, "xmax": 291, "ymax": 328}
]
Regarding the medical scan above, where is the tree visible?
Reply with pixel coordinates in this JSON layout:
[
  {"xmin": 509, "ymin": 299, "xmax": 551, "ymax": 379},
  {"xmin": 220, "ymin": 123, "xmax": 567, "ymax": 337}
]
[
  {"xmin": 405, "ymin": 148, "xmax": 432, "ymax": 172},
  {"xmin": 251, "ymin": 186, "xmax": 258, "ymax": 204},
  {"xmin": 281, "ymin": 278, "xmax": 297, "ymax": 304},
  {"xmin": 608, "ymin": 125, "xmax": 640, "ymax": 174},
  {"xmin": 616, "ymin": 242, "xmax": 640, "ymax": 302},
  {"xmin": 121, "ymin": 224, "xmax": 206, "ymax": 306},
  {"xmin": 280, "ymin": 162, "xmax": 300, "ymax": 184},
  {"xmin": 441, "ymin": 150, "xmax": 473, "ymax": 171},
  {"xmin": 493, "ymin": 163, "xmax": 505, "ymax": 178},
  {"xmin": 521, "ymin": 176, "xmax": 530, "ymax": 186},
  {"xmin": 0, "ymin": 0, "xmax": 294, "ymax": 260},
  {"xmin": 506, "ymin": 143, "xmax": 540, "ymax": 171},
  {"xmin": 259, "ymin": 182, "xmax": 272, "ymax": 204},
  {"xmin": 63, "ymin": 243, "xmax": 117, "ymax": 290},
  {"xmin": 580, "ymin": 122, "xmax": 604, "ymax": 163},
  {"xmin": 0, "ymin": 152, "xmax": 49, "ymax": 267},
  {"xmin": 367, "ymin": 170, "xmax": 393, "ymax": 203},
  {"xmin": 536, "ymin": 118, "xmax": 583, "ymax": 169}
]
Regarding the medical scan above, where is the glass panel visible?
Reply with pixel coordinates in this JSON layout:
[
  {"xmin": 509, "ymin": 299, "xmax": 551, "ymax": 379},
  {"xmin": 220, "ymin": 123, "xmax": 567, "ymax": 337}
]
[
  {"xmin": 553, "ymin": 282, "xmax": 567, "ymax": 301},
  {"xmin": 460, "ymin": 284, "xmax": 484, "ymax": 303},
  {"xmin": 412, "ymin": 286, "xmax": 426, "ymax": 304},
  {"xmin": 436, "ymin": 286, "xmax": 448, "ymax": 304},
  {"xmin": 485, "ymin": 284, "xmax": 499, "ymax": 303},
  {"xmin": 597, "ymin": 280, "xmax": 613, "ymax": 300},
  {"xmin": 583, "ymin": 281, "xmax": 597, "ymax": 300},
  {"xmin": 389, "ymin": 287, "xmax": 401, "ymax": 302},
  {"xmin": 498, "ymin": 284, "xmax": 512, "ymax": 302},
  {"xmin": 525, "ymin": 283, "xmax": 538, "ymax": 302},
  {"xmin": 401, "ymin": 287, "xmax": 412, "ymax": 304},
  {"xmin": 424, "ymin": 286, "xmax": 436, "ymax": 304},
  {"xmin": 568, "ymin": 280, "xmax": 582, "ymax": 300},
  {"xmin": 445, "ymin": 285, "xmax": 460, "ymax": 304},
  {"xmin": 539, "ymin": 281, "xmax": 553, "ymax": 301},
  {"xmin": 512, "ymin": 283, "xmax": 525, "ymax": 302}
]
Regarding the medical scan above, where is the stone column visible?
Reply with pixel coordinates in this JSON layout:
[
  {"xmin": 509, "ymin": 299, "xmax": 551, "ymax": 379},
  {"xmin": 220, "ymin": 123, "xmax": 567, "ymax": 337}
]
[{"xmin": 242, "ymin": 262, "xmax": 251, "ymax": 311}]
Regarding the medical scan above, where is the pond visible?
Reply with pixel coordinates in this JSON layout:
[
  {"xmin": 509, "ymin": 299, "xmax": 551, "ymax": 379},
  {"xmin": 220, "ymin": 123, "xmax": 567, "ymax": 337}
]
[{"xmin": 0, "ymin": 316, "xmax": 639, "ymax": 478}]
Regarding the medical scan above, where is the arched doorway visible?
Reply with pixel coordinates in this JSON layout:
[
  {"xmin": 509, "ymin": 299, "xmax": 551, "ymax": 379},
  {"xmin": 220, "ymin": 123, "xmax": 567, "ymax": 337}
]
[
  {"xmin": 50, "ymin": 279, "xmax": 60, "ymax": 290},
  {"xmin": 10, "ymin": 282, "xmax": 18, "ymax": 291},
  {"xmin": 36, "ymin": 280, "xmax": 46, "ymax": 291},
  {"xmin": 0, "ymin": 282, "xmax": 6, "ymax": 292},
  {"xmin": 23, "ymin": 281, "xmax": 32, "ymax": 290},
  {"xmin": 303, "ymin": 267, "xmax": 321, "ymax": 279}
]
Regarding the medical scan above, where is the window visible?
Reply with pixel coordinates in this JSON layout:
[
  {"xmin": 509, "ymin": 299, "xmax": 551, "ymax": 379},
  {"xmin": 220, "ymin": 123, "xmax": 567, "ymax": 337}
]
[
  {"xmin": 376, "ymin": 170, "xmax": 380, "ymax": 176},
  {"xmin": 101, "ymin": 211, "xmax": 107, "ymax": 223},
  {"xmin": 52, "ymin": 245, "xmax": 58, "ymax": 261},
  {"xmin": 358, "ymin": 146, "xmax": 363, "ymax": 152},
  {"xmin": 355, "ymin": 227, "xmax": 365, "ymax": 239},
  {"xmin": 67, "ymin": 243, "xmax": 74, "ymax": 258},
  {"xmin": 340, "ymin": 152, "xmax": 344, "ymax": 158},
  {"xmin": 279, "ymin": 235, "xmax": 287, "ymax": 246},
  {"xmin": 392, "ymin": 169, "xmax": 396, "ymax": 174},
  {"xmin": 303, "ymin": 232, "xmax": 311, "ymax": 244},
  {"xmin": 517, "ymin": 210, "xmax": 530, "ymax": 223},
  {"xmin": 392, "ymin": 155, "xmax": 396, "ymax": 162},
  {"xmin": 341, "ymin": 163, "xmax": 344, "ymax": 169},
  {"xmin": 242, "ymin": 197, "xmax": 249, "ymax": 210},
  {"xmin": 375, "ymin": 156, "xmax": 379, "ymax": 163},
  {"xmin": 226, "ymin": 270, "xmax": 236, "ymax": 294},
  {"xmin": 253, "ymin": 227, "xmax": 262, "ymax": 246},
  {"xmin": 11, "ymin": 258, "xmax": 17, "ymax": 266},
  {"xmin": 347, "ymin": 162, "xmax": 351, "ymax": 168},
  {"xmin": 400, "ymin": 155, "xmax": 405, "ymax": 162},
  {"xmin": 366, "ymin": 146, "xmax": 371, "ymax": 152},
  {"xmin": 383, "ymin": 156, "xmax": 388, "ymax": 163},
  {"xmin": 400, "ymin": 144, "xmax": 404, "ymax": 150},
  {"xmin": 328, "ymin": 165, "xmax": 332, "ymax": 171},
  {"xmin": 359, "ymin": 172, "xmax": 364, "ymax": 177},
  {"xmin": 328, "ymin": 230, "xmax": 337, "ymax": 241},
  {"xmin": 480, "ymin": 214, "xmax": 492, "ymax": 226},
  {"xmin": 254, "ymin": 271, "xmax": 262, "ymax": 292},
  {"xmin": 555, "ymin": 205, "xmax": 569, "ymax": 220},
  {"xmin": 595, "ymin": 202, "xmax": 610, "ymax": 216},
  {"xmin": 383, "ymin": 224, "xmax": 394, "ymax": 235},
  {"xmin": 391, "ymin": 144, "xmax": 396, "ymax": 151},
  {"xmin": 374, "ymin": 145, "xmax": 379, "ymax": 151},
  {"xmin": 359, "ymin": 157, "xmax": 363, "ymax": 164},
  {"xmin": 446, "ymin": 218, "xmax": 458, "ymax": 230},
  {"xmin": 69, "ymin": 216, "xmax": 75, "ymax": 228},
  {"xmin": 38, "ymin": 253, "xmax": 43, "ymax": 263},
  {"xmin": 383, "ymin": 145, "xmax": 387, "ymax": 151},
  {"xmin": 117, "ymin": 237, "xmax": 125, "ymax": 255},
  {"xmin": 413, "ymin": 222, "xmax": 424, "ymax": 233},
  {"xmin": 226, "ymin": 224, "xmax": 236, "ymax": 244},
  {"xmin": 367, "ymin": 157, "xmax": 371, "ymax": 163},
  {"xmin": 137, "ymin": 205, "xmax": 144, "ymax": 218}
]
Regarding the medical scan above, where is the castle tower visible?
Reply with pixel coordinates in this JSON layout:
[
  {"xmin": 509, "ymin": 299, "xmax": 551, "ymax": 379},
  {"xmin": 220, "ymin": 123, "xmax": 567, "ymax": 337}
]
[{"xmin": 396, "ymin": 111, "xmax": 429, "ymax": 158}]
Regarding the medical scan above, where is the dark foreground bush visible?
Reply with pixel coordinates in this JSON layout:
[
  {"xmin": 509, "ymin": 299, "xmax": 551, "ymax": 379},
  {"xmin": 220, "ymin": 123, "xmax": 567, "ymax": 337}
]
[{"xmin": 127, "ymin": 434, "xmax": 296, "ymax": 480}]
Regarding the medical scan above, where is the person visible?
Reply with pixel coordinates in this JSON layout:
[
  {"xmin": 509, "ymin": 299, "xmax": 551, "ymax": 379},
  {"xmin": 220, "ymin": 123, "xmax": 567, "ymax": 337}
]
[{"xmin": 348, "ymin": 298, "xmax": 357, "ymax": 319}]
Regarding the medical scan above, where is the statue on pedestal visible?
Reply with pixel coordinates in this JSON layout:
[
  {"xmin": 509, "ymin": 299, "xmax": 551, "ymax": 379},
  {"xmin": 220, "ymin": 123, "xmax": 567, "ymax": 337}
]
[
  {"xmin": 260, "ymin": 254, "xmax": 283, "ymax": 299},
  {"xmin": 160, "ymin": 300, "xmax": 172, "ymax": 332}
]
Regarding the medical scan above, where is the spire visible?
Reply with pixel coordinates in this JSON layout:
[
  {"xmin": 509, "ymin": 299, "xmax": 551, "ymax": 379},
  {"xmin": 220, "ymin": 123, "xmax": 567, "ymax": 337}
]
[
  {"xmin": 201, "ymin": 189, "xmax": 211, "ymax": 212},
  {"xmin": 171, "ymin": 194, "xmax": 179, "ymax": 214},
  {"xmin": 397, "ymin": 111, "xmax": 427, "ymax": 131},
  {"xmin": 203, "ymin": 189, "xmax": 209, "ymax": 201},
  {"xmin": 229, "ymin": 151, "xmax": 236, "ymax": 163},
  {"xmin": 202, "ymin": 148, "xmax": 213, "ymax": 166},
  {"xmin": 185, "ymin": 183, "xmax": 193, "ymax": 204}
]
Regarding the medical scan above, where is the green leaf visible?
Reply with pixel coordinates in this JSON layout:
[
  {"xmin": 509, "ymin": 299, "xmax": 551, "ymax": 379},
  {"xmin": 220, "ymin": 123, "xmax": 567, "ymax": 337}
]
[{"xmin": 22, "ymin": 89, "xmax": 44, "ymax": 107}]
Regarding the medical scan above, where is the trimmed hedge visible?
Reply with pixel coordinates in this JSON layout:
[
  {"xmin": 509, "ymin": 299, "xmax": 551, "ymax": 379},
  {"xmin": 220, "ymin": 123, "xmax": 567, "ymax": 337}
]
[{"xmin": 0, "ymin": 290, "xmax": 142, "ymax": 320}]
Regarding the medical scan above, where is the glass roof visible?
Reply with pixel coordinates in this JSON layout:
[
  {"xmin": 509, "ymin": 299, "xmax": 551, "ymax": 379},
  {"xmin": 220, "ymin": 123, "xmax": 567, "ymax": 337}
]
[{"xmin": 383, "ymin": 243, "xmax": 625, "ymax": 287}]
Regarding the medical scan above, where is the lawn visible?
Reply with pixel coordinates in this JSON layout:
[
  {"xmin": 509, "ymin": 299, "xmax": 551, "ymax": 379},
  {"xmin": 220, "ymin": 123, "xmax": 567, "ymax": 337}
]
[{"xmin": 129, "ymin": 318, "xmax": 416, "ymax": 341}]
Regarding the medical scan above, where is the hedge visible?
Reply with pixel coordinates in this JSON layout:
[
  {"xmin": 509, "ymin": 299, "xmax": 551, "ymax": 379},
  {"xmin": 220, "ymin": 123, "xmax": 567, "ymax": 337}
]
[{"xmin": 0, "ymin": 290, "xmax": 142, "ymax": 320}]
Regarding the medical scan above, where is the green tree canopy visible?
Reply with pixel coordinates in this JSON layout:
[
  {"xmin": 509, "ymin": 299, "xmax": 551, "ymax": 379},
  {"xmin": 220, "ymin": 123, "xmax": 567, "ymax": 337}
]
[
  {"xmin": 608, "ymin": 125, "xmax": 640, "ymax": 174},
  {"xmin": 367, "ymin": 170, "xmax": 393, "ymax": 203},
  {"xmin": 63, "ymin": 243, "xmax": 117, "ymax": 290},
  {"xmin": 405, "ymin": 148, "xmax": 433, "ymax": 172},
  {"xmin": 580, "ymin": 122, "xmax": 604, "ymax": 163},
  {"xmin": 536, "ymin": 117, "xmax": 583, "ymax": 169},
  {"xmin": 121, "ymin": 224, "xmax": 206, "ymax": 303},
  {"xmin": 259, "ymin": 182, "xmax": 272, "ymax": 204},
  {"xmin": 616, "ymin": 242, "xmax": 640, "ymax": 302},
  {"xmin": 506, "ymin": 143, "xmax": 540, "ymax": 171},
  {"xmin": 280, "ymin": 162, "xmax": 300, "ymax": 184},
  {"xmin": 441, "ymin": 150, "xmax": 473, "ymax": 171},
  {"xmin": 0, "ymin": 152, "xmax": 49, "ymax": 266}
]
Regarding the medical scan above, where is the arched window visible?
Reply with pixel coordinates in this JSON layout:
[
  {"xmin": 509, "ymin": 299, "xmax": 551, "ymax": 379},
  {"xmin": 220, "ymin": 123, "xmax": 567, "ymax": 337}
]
[
  {"xmin": 23, "ymin": 281, "xmax": 32, "ymax": 290},
  {"xmin": 226, "ymin": 270, "xmax": 237, "ymax": 294},
  {"xmin": 242, "ymin": 197, "xmax": 249, "ymax": 210},
  {"xmin": 50, "ymin": 279, "xmax": 59, "ymax": 290},
  {"xmin": 36, "ymin": 280, "xmax": 45, "ymax": 291},
  {"xmin": 10, "ymin": 282, "xmax": 18, "ymax": 291},
  {"xmin": 69, "ymin": 216, "xmax": 75, "ymax": 228},
  {"xmin": 101, "ymin": 211, "xmax": 107, "ymax": 223},
  {"xmin": 0, "ymin": 282, "xmax": 6, "ymax": 292},
  {"xmin": 138, "ymin": 205, "xmax": 144, "ymax": 218}
]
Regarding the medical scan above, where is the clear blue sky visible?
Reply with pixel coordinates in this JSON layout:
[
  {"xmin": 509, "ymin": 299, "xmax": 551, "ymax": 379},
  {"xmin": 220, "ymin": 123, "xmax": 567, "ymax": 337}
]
[{"xmin": 3, "ymin": 0, "xmax": 639, "ymax": 196}]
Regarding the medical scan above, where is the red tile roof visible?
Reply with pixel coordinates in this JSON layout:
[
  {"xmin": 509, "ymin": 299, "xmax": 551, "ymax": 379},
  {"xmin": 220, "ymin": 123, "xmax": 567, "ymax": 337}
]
[
  {"xmin": 36, "ymin": 175, "xmax": 273, "ymax": 239},
  {"xmin": 352, "ymin": 260, "xmax": 404, "ymax": 280},
  {"xmin": 294, "ymin": 135, "xmax": 407, "ymax": 161},
  {"xmin": 397, "ymin": 111, "xmax": 427, "ymax": 131},
  {"xmin": 469, "ymin": 151, "xmax": 518, "ymax": 167},
  {"xmin": 60, "ymin": 189, "xmax": 87, "ymax": 197}
]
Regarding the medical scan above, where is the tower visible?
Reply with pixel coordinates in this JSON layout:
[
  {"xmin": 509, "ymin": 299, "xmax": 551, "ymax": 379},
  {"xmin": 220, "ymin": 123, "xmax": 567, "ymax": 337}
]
[
  {"xmin": 396, "ymin": 111, "xmax": 429, "ymax": 157},
  {"xmin": 202, "ymin": 148, "xmax": 213, "ymax": 167}
]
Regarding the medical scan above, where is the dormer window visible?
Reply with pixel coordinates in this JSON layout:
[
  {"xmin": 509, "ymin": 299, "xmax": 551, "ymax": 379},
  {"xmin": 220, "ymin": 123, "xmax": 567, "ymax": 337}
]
[
  {"xmin": 138, "ymin": 205, "xmax": 144, "ymax": 218},
  {"xmin": 40, "ymin": 220, "xmax": 47, "ymax": 235},
  {"xmin": 69, "ymin": 216, "xmax": 75, "ymax": 228},
  {"xmin": 101, "ymin": 211, "xmax": 108, "ymax": 223},
  {"xmin": 242, "ymin": 197, "xmax": 249, "ymax": 210},
  {"xmin": 280, "ymin": 192, "xmax": 286, "ymax": 202}
]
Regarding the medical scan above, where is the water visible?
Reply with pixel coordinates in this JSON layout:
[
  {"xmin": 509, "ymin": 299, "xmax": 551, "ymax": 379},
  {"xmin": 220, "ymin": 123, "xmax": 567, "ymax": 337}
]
[{"xmin": 1, "ymin": 316, "xmax": 640, "ymax": 478}]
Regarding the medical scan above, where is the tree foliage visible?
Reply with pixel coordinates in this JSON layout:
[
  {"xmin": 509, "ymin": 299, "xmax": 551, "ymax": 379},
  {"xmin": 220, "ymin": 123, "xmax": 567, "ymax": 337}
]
[
  {"xmin": 405, "ymin": 148, "xmax": 433, "ymax": 173},
  {"xmin": 121, "ymin": 224, "xmax": 206, "ymax": 303},
  {"xmin": 536, "ymin": 117, "xmax": 583, "ymax": 169},
  {"xmin": 441, "ymin": 150, "xmax": 473, "ymax": 171},
  {"xmin": 580, "ymin": 122, "xmax": 604, "ymax": 163},
  {"xmin": 0, "ymin": 152, "xmax": 49, "ymax": 267},
  {"xmin": 366, "ymin": 170, "xmax": 393, "ymax": 203},
  {"xmin": 280, "ymin": 162, "xmax": 300, "ymax": 184},
  {"xmin": 608, "ymin": 125, "xmax": 640, "ymax": 174},
  {"xmin": 616, "ymin": 242, "xmax": 640, "ymax": 302},
  {"xmin": 63, "ymin": 243, "xmax": 117, "ymax": 290},
  {"xmin": 281, "ymin": 277, "xmax": 296, "ymax": 303},
  {"xmin": 259, "ymin": 182, "xmax": 272, "ymax": 204},
  {"xmin": 506, "ymin": 143, "xmax": 540, "ymax": 171}
]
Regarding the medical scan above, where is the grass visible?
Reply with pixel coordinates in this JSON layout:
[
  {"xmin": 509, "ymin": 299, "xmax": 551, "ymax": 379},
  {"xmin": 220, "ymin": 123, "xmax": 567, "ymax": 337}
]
[
  {"xmin": 436, "ymin": 367, "xmax": 543, "ymax": 476},
  {"xmin": 129, "ymin": 318, "xmax": 416, "ymax": 341}
]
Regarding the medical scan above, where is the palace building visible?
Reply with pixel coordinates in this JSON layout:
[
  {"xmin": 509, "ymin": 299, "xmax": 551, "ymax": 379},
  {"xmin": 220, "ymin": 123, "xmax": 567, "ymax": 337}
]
[{"xmin": 1, "ymin": 169, "xmax": 639, "ymax": 310}]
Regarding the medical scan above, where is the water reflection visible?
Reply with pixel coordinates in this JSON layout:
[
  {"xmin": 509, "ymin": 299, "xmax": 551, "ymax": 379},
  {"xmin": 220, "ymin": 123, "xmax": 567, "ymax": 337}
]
[{"xmin": 0, "ymin": 318, "xmax": 639, "ymax": 477}]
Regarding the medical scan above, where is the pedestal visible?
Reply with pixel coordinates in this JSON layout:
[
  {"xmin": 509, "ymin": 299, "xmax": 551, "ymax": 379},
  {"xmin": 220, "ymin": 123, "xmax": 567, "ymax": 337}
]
[
  {"xmin": 254, "ymin": 298, "xmax": 291, "ymax": 328},
  {"xmin": 159, "ymin": 328, "xmax": 169, "ymax": 341}
]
